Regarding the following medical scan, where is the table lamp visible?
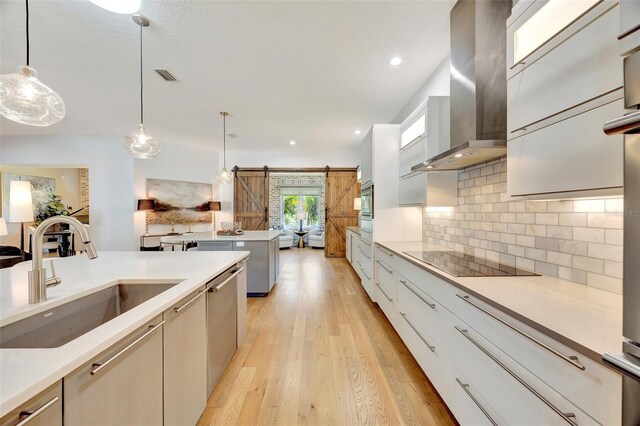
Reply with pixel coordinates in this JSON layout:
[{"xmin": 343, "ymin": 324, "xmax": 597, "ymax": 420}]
[
  {"xmin": 9, "ymin": 180, "xmax": 34, "ymax": 254},
  {"xmin": 209, "ymin": 201, "xmax": 221, "ymax": 231},
  {"xmin": 354, "ymin": 197, "xmax": 362, "ymax": 211},
  {"xmin": 296, "ymin": 211, "xmax": 306, "ymax": 232},
  {"xmin": 0, "ymin": 217, "xmax": 7, "ymax": 237},
  {"xmin": 137, "ymin": 198, "xmax": 156, "ymax": 235}
]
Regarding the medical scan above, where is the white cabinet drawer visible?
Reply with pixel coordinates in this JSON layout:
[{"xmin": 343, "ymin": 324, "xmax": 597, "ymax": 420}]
[
  {"xmin": 396, "ymin": 310, "xmax": 454, "ymax": 406},
  {"xmin": 375, "ymin": 258, "xmax": 396, "ymax": 298},
  {"xmin": 375, "ymin": 280, "xmax": 397, "ymax": 329},
  {"xmin": 453, "ymin": 371, "xmax": 500, "ymax": 426},
  {"xmin": 450, "ymin": 321, "xmax": 599, "ymax": 426},
  {"xmin": 507, "ymin": 99, "xmax": 624, "ymax": 198},
  {"xmin": 398, "ymin": 174, "xmax": 426, "ymax": 206},
  {"xmin": 394, "ymin": 256, "xmax": 457, "ymax": 310},
  {"xmin": 619, "ymin": 0, "xmax": 640, "ymax": 55},
  {"xmin": 507, "ymin": 3, "xmax": 622, "ymax": 136},
  {"xmin": 399, "ymin": 139, "xmax": 425, "ymax": 178},
  {"xmin": 397, "ymin": 274, "xmax": 455, "ymax": 355},
  {"xmin": 360, "ymin": 228, "xmax": 373, "ymax": 245},
  {"xmin": 376, "ymin": 245, "xmax": 399, "ymax": 271},
  {"xmin": 453, "ymin": 292, "xmax": 622, "ymax": 425}
]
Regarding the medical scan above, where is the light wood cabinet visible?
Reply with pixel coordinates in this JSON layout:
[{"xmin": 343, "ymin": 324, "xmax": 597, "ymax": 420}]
[
  {"xmin": 163, "ymin": 289, "xmax": 208, "ymax": 426},
  {"xmin": 64, "ymin": 315, "xmax": 164, "ymax": 426},
  {"xmin": 0, "ymin": 382, "xmax": 61, "ymax": 426}
]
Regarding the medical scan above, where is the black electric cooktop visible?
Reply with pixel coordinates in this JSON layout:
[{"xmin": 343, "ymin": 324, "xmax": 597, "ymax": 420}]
[{"xmin": 403, "ymin": 250, "xmax": 539, "ymax": 277}]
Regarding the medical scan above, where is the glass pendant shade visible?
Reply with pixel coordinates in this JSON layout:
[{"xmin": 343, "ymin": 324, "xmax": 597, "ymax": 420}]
[
  {"xmin": 216, "ymin": 167, "xmax": 233, "ymax": 184},
  {"xmin": 123, "ymin": 124, "xmax": 160, "ymax": 159},
  {"xmin": 89, "ymin": 0, "xmax": 140, "ymax": 14},
  {"xmin": 0, "ymin": 66, "xmax": 65, "ymax": 126}
]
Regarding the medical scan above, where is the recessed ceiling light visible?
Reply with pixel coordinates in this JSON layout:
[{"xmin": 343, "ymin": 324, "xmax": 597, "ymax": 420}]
[
  {"xmin": 389, "ymin": 57, "xmax": 402, "ymax": 66},
  {"xmin": 354, "ymin": 130, "xmax": 362, "ymax": 135},
  {"xmin": 454, "ymin": 153, "xmax": 464, "ymax": 158},
  {"xmin": 289, "ymin": 140, "xmax": 296, "ymax": 145}
]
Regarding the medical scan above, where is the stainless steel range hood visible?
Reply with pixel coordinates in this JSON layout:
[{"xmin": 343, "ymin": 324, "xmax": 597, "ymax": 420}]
[{"xmin": 412, "ymin": 0, "xmax": 509, "ymax": 173}]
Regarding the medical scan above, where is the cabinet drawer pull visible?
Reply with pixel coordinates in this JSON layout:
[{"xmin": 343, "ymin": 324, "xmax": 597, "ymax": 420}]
[
  {"xmin": 454, "ymin": 326, "xmax": 578, "ymax": 426},
  {"xmin": 378, "ymin": 247, "xmax": 395, "ymax": 257},
  {"xmin": 16, "ymin": 396, "xmax": 59, "ymax": 426},
  {"xmin": 173, "ymin": 288, "xmax": 207, "ymax": 313},
  {"xmin": 399, "ymin": 279, "xmax": 436, "ymax": 309},
  {"xmin": 455, "ymin": 378, "xmax": 498, "ymax": 426},
  {"xmin": 456, "ymin": 294, "xmax": 585, "ymax": 371},
  {"xmin": 209, "ymin": 267, "xmax": 244, "ymax": 293},
  {"xmin": 376, "ymin": 282, "xmax": 393, "ymax": 302},
  {"xmin": 375, "ymin": 259, "xmax": 393, "ymax": 274},
  {"xmin": 90, "ymin": 321, "xmax": 165, "ymax": 376},
  {"xmin": 400, "ymin": 312, "xmax": 435, "ymax": 352},
  {"xmin": 358, "ymin": 246, "xmax": 372, "ymax": 259},
  {"xmin": 357, "ymin": 261, "xmax": 371, "ymax": 280}
]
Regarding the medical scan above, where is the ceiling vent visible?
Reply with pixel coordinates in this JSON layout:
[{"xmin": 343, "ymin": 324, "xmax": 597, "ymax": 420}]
[{"xmin": 153, "ymin": 69, "xmax": 177, "ymax": 81}]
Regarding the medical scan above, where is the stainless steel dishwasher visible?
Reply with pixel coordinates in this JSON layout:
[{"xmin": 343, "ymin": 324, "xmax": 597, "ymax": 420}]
[{"xmin": 206, "ymin": 263, "xmax": 243, "ymax": 396}]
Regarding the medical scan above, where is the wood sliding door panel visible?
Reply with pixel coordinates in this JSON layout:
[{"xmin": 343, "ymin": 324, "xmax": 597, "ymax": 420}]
[
  {"xmin": 234, "ymin": 170, "xmax": 269, "ymax": 230},
  {"xmin": 325, "ymin": 171, "xmax": 360, "ymax": 258}
]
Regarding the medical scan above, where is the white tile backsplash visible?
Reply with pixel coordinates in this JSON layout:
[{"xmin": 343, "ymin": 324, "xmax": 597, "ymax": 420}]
[{"xmin": 422, "ymin": 158, "xmax": 623, "ymax": 294}]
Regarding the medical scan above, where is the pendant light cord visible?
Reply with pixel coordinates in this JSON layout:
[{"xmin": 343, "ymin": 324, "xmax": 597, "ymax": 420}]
[
  {"xmin": 140, "ymin": 22, "xmax": 144, "ymax": 124},
  {"xmin": 25, "ymin": 0, "xmax": 30, "ymax": 66},
  {"xmin": 223, "ymin": 114, "xmax": 226, "ymax": 167}
]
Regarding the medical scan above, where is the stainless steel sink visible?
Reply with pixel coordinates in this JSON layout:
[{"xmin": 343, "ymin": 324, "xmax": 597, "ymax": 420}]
[{"xmin": 0, "ymin": 283, "xmax": 177, "ymax": 349}]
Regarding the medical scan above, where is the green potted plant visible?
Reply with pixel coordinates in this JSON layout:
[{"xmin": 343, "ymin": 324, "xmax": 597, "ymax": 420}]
[{"xmin": 35, "ymin": 193, "xmax": 71, "ymax": 227}]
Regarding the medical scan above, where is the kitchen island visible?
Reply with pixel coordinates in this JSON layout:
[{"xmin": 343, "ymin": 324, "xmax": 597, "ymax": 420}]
[
  {"xmin": 163, "ymin": 230, "xmax": 281, "ymax": 296},
  {"xmin": 0, "ymin": 250, "xmax": 249, "ymax": 424}
]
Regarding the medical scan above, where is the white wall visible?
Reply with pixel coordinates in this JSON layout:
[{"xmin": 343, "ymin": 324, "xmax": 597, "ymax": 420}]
[
  {"xmin": 391, "ymin": 56, "xmax": 450, "ymax": 124},
  {"xmin": 1, "ymin": 135, "xmax": 135, "ymax": 250},
  {"xmin": 134, "ymin": 142, "xmax": 220, "ymax": 240}
]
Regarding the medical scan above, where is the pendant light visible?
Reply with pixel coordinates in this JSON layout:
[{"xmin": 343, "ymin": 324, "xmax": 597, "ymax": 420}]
[
  {"xmin": 123, "ymin": 14, "xmax": 160, "ymax": 159},
  {"xmin": 217, "ymin": 112, "xmax": 233, "ymax": 184},
  {"xmin": 0, "ymin": 0, "xmax": 65, "ymax": 127},
  {"xmin": 89, "ymin": 0, "xmax": 140, "ymax": 14}
]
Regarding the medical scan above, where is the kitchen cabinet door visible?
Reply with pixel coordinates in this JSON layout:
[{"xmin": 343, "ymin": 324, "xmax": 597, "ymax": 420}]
[
  {"xmin": 398, "ymin": 174, "xmax": 426, "ymax": 206},
  {"xmin": 360, "ymin": 129, "xmax": 374, "ymax": 184},
  {"xmin": 346, "ymin": 230, "xmax": 353, "ymax": 263},
  {"xmin": 164, "ymin": 289, "xmax": 208, "ymax": 426},
  {"xmin": 0, "ymin": 382, "xmax": 61, "ymax": 426},
  {"xmin": 64, "ymin": 316, "xmax": 164, "ymax": 426},
  {"xmin": 619, "ymin": 0, "xmax": 640, "ymax": 55}
]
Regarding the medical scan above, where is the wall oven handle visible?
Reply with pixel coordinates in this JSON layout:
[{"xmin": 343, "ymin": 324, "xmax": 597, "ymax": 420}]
[
  {"xmin": 455, "ymin": 294, "xmax": 585, "ymax": 370},
  {"xmin": 603, "ymin": 111, "xmax": 640, "ymax": 135},
  {"xmin": 618, "ymin": 22, "xmax": 640, "ymax": 40},
  {"xmin": 400, "ymin": 312, "xmax": 435, "ymax": 353},
  {"xmin": 455, "ymin": 378, "xmax": 498, "ymax": 426},
  {"xmin": 400, "ymin": 279, "xmax": 436, "ymax": 309},
  {"xmin": 173, "ymin": 288, "xmax": 208, "ymax": 313},
  {"xmin": 209, "ymin": 268, "xmax": 244, "ymax": 293},
  {"xmin": 90, "ymin": 321, "xmax": 165, "ymax": 376},
  {"xmin": 16, "ymin": 396, "xmax": 60, "ymax": 426},
  {"xmin": 455, "ymin": 326, "xmax": 578, "ymax": 426}
]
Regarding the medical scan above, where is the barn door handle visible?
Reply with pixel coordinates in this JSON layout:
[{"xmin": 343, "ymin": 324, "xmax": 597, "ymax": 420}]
[
  {"xmin": 325, "ymin": 207, "xmax": 328, "ymax": 223},
  {"xmin": 264, "ymin": 207, "xmax": 268, "ymax": 222}
]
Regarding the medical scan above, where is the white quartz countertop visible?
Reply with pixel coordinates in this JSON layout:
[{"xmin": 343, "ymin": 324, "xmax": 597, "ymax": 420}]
[
  {"xmin": 376, "ymin": 241, "xmax": 623, "ymax": 365},
  {"xmin": 162, "ymin": 230, "xmax": 281, "ymax": 243},
  {"xmin": 0, "ymin": 251, "xmax": 248, "ymax": 416}
]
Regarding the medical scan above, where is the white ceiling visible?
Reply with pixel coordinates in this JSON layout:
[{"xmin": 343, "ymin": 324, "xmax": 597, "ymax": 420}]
[{"xmin": 0, "ymin": 0, "xmax": 454, "ymax": 152}]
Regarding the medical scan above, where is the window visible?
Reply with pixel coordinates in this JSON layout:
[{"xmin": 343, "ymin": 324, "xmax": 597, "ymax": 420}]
[{"xmin": 281, "ymin": 187, "xmax": 321, "ymax": 228}]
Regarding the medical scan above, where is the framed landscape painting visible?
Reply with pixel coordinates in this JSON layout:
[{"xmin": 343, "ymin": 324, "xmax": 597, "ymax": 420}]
[{"xmin": 146, "ymin": 179, "xmax": 212, "ymax": 224}]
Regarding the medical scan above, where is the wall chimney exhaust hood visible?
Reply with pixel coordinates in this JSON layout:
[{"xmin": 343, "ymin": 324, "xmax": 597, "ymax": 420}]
[{"xmin": 412, "ymin": 0, "xmax": 509, "ymax": 173}]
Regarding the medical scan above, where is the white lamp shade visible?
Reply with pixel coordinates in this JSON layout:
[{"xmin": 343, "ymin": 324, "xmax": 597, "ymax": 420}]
[
  {"xmin": 353, "ymin": 198, "xmax": 362, "ymax": 211},
  {"xmin": 0, "ymin": 218, "xmax": 7, "ymax": 236},
  {"xmin": 9, "ymin": 181, "xmax": 34, "ymax": 223},
  {"xmin": 296, "ymin": 212, "xmax": 306, "ymax": 220}
]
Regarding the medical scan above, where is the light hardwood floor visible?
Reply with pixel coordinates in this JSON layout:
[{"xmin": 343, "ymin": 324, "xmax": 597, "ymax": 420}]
[{"xmin": 198, "ymin": 248, "xmax": 457, "ymax": 426}]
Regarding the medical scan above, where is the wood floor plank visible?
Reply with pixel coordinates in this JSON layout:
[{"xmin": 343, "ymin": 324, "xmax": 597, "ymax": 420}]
[{"xmin": 201, "ymin": 249, "xmax": 457, "ymax": 426}]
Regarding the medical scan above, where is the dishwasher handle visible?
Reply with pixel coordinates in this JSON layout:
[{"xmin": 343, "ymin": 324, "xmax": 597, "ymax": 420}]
[{"xmin": 209, "ymin": 267, "xmax": 244, "ymax": 293}]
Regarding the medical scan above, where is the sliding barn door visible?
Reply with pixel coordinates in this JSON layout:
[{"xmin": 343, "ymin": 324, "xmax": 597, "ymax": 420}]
[
  {"xmin": 325, "ymin": 170, "xmax": 360, "ymax": 258},
  {"xmin": 234, "ymin": 170, "xmax": 269, "ymax": 230}
]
